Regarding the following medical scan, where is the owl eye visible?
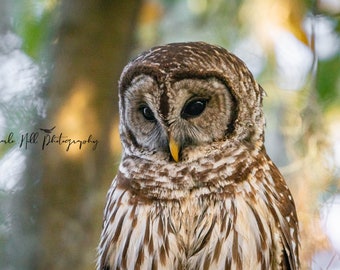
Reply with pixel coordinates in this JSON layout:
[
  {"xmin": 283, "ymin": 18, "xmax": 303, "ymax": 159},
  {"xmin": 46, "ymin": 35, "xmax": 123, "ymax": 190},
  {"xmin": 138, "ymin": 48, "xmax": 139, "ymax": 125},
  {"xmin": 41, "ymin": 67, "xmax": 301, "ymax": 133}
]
[
  {"xmin": 181, "ymin": 98, "xmax": 208, "ymax": 119},
  {"xmin": 139, "ymin": 105, "xmax": 156, "ymax": 121}
]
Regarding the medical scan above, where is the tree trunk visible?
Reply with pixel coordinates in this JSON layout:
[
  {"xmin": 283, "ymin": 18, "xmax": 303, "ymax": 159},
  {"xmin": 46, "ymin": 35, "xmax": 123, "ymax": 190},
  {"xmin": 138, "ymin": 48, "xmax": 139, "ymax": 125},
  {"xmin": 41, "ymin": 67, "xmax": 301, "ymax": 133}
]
[{"xmin": 38, "ymin": 1, "xmax": 141, "ymax": 269}]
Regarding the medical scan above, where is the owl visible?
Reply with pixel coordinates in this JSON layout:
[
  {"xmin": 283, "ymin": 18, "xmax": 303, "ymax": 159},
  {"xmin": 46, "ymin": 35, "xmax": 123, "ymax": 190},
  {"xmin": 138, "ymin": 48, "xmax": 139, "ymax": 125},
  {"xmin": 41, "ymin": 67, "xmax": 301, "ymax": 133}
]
[{"xmin": 97, "ymin": 42, "xmax": 299, "ymax": 270}]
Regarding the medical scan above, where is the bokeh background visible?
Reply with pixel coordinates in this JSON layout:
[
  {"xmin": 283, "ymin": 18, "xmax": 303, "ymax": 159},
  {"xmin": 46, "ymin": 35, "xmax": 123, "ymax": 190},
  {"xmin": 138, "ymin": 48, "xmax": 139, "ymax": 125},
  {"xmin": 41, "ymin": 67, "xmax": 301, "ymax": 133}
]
[{"xmin": 0, "ymin": 0, "xmax": 339, "ymax": 269}]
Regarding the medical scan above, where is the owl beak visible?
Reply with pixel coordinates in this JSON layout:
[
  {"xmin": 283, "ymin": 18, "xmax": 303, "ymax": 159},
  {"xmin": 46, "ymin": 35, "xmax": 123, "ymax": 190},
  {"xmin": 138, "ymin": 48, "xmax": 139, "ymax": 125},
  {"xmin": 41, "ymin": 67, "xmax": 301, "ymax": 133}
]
[{"xmin": 169, "ymin": 136, "xmax": 180, "ymax": 162}]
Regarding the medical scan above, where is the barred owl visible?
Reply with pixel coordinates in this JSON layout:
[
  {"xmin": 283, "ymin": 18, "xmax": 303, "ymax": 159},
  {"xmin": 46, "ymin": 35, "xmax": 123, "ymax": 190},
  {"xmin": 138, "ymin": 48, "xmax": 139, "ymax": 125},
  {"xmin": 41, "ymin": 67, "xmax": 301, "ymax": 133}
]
[{"xmin": 97, "ymin": 42, "xmax": 299, "ymax": 270}]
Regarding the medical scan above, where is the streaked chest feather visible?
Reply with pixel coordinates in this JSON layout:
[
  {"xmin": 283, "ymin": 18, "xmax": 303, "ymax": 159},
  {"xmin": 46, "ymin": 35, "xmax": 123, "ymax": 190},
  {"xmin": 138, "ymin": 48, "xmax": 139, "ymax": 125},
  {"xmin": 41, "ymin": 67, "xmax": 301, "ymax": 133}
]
[
  {"xmin": 98, "ymin": 148, "xmax": 298, "ymax": 270},
  {"xmin": 100, "ymin": 175, "xmax": 286, "ymax": 269}
]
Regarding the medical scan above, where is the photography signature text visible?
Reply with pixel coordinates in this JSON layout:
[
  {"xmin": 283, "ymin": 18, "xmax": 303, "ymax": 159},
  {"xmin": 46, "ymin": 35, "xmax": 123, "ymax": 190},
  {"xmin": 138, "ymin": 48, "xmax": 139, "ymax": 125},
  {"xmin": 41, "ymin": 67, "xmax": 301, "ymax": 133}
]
[{"xmin": 0, "ymin": 126, "xmax": 99, "ymax": 151}]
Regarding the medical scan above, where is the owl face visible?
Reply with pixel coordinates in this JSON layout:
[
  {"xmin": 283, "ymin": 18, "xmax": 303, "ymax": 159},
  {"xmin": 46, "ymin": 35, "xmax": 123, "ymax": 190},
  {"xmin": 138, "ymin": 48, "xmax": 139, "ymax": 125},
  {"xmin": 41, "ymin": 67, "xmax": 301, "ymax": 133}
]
[
  {"xmin": 123, "ymin": 74, "xmax": 236, "ymax": 161},
  {"xmin": 119, "ymin": 42, "xmax": 265, "ymax": 162}
]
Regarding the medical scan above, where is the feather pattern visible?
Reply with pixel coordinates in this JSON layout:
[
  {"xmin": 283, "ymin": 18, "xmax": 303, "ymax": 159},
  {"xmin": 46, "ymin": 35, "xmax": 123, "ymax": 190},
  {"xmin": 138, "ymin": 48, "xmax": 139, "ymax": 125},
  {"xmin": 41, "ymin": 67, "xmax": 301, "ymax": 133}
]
[
  {"xmin": 97, "ymin": 42, "xmax": 299, "ymax": 270},
  {"xmin": 98, "ymin": 143, "xmax": 299, "ymax": 269}
]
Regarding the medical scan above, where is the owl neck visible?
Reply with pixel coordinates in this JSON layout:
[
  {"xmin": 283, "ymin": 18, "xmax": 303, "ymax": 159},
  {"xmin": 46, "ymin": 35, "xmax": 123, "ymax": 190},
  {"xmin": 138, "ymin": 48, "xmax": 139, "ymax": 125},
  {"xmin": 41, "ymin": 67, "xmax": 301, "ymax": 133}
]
[{"xmin": 117, "ymin": 142, "xmax": 267, "ymax": 202}]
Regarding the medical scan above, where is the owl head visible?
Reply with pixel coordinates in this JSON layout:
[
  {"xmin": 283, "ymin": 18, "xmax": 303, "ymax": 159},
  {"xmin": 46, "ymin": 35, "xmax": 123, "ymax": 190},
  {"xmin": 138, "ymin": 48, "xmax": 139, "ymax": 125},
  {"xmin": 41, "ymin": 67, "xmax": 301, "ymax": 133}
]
[{"xmin": 118, "ymin": 42, "xmax": 265, "ymax": 162}]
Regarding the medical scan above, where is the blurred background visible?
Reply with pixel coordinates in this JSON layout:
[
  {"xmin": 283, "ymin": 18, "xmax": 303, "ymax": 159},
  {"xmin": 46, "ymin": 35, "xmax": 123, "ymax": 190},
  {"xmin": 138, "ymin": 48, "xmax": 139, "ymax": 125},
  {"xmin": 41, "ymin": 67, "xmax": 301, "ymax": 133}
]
[{"xmin": 0, "ymin": 0, "xmax": 339, "ymax": 269}]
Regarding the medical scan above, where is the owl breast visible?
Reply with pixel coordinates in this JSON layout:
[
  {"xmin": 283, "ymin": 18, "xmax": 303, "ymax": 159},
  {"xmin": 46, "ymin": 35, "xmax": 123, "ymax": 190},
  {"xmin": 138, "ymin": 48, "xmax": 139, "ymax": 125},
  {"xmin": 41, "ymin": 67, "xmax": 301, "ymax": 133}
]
[{"xmin": 98, "ymin": 143, "xmax": 296, "ymax": 270}]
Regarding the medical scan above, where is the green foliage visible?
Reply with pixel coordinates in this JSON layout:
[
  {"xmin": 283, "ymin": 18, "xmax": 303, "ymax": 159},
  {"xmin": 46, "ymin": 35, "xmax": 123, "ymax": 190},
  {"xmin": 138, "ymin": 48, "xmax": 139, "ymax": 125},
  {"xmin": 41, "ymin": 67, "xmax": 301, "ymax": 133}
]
[
  {"xmin": 317, "ymin": 54, "xmax": 340, "ymax": 109},
  {"xmin": 11, "ymin": 0, "xmax": 56, "ymax": 60}
]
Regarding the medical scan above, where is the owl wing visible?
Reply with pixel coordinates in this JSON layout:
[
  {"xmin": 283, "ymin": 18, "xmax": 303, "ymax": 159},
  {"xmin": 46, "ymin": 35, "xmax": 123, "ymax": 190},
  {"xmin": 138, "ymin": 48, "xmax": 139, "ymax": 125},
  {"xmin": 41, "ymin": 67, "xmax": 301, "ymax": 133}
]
[
  {"xmin": 264, "ymin": 161, "xmax": 300, "ymax": 270},
  {"xmin": 97, "ymin": 178, "xmax": 118, "ymax": 270}
]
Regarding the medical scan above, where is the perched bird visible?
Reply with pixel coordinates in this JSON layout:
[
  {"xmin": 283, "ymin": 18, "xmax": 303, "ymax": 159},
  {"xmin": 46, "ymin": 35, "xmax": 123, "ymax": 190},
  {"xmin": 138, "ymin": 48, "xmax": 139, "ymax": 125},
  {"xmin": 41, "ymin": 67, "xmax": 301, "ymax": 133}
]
[{"xmin": 97, "ymin": 42, "xmax": 299, "ymax": 270}]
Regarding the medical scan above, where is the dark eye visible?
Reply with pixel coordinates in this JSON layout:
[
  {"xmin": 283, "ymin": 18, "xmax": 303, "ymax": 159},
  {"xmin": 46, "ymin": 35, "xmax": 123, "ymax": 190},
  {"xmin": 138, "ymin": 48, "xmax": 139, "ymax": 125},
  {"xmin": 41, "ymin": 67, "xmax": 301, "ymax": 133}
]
[
  {"xmin": 181, "ymin": 98, "xmax": 208, "ymax": 119},
  {"xmin": 139, "ymin": 105, "xmax": 156, "ymax": 121}
]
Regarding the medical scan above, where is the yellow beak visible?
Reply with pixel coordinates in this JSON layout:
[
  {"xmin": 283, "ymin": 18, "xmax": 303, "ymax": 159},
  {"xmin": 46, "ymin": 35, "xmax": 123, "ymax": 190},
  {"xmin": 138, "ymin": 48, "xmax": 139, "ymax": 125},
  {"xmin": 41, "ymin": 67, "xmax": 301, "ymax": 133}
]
[{"xmin": 169, "ymin": 136, "xmax": 180, "ymax": 162}]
